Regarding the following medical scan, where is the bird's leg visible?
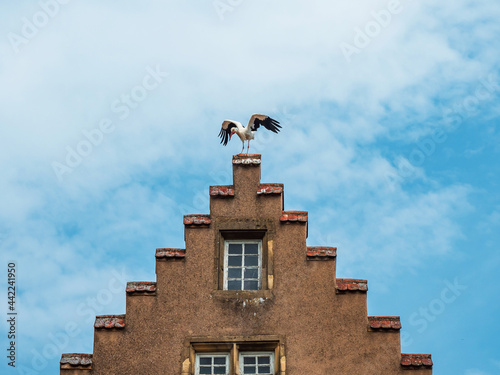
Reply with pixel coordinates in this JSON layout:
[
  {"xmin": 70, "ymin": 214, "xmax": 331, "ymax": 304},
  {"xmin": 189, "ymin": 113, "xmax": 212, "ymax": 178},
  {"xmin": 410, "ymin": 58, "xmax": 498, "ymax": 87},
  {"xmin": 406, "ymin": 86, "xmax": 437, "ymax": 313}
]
[
  {"xmin": 241, "ymin": 141, "xmax": 245, "ymax": 155},
  {"xmin": 247, "ymin": 140, "xmax": 250, "ymax": 155}
]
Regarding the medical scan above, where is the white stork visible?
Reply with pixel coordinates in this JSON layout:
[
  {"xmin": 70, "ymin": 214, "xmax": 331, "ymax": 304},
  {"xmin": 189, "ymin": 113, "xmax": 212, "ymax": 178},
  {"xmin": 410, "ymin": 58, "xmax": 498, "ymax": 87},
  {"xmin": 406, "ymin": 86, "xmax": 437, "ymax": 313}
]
[{"xmin": 218, "ymin": 114, "xmax": 281, "ymax": 154}]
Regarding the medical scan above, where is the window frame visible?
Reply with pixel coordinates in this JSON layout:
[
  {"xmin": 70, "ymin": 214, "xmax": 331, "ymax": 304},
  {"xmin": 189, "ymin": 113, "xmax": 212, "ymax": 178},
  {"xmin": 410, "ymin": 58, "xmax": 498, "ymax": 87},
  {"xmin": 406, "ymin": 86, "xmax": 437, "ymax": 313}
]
[
  {"xmin": 195, "ymin": 352, "xmax": 230, "ymax": 375},
  {"xmin": 186, "ymin": 336, "xmax": 285, "ymax": 375},
  {"xmin": 239, "ymin": 351, "xmax": 275, "ymax": 375},
  {"xmin": 215, "ymin": 228, "xmax": 272, "ymax": 294},
  {"xmin": 223, "ymin": 240, "xmax": 263, "ymax": 291}
]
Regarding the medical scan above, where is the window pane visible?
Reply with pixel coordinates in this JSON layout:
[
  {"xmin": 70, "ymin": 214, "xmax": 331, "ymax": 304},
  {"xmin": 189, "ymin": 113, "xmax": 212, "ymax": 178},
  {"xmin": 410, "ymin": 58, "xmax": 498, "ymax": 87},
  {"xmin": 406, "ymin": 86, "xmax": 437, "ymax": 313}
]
[
  {"xmin": 200, "ymin": 358, "xmax": 212, "ymax": 365},
  {"xmin": 228, "ymin": 256, "xmax": 242, "ymax": 266},
  {"xmin": 245, "ymin": 256, "xmax": 258, "ymax": 267},
  {"xmin": 228, "ymin": 268, "xmax": 242, "ymax": 279},
  {"xmin": 245, "ymin": 244, "xmax": 259, "ymax": 255},
  {"xmin": 199, "ymin": 366, "xmax": 212, "ymax": 374},
  {"xmin": 258, "ymin": 366, "xmax": 271, "ymax": 374},
  {"xmin": 214, "ymin": 366, "xmax": 226, "ymax": 374},
  {"xmin": 244, "ymin": 268, "xmax": 258, "ymax": 279},
  {"xmin": 257, "ymin": 356, "xmax": 270, "ymax": 364},
  {"xmin": 243, "ymin": 357, "xmax": 256, "ymax": 364},
  {"xmin": 227, "ymin": 280, "xmax": 241, "ymax": 290},
  {"xmin": 228, "ymin": 243, "xmax": 242, "ymax": 254},
  {"xmin": 244, "ymin": 366, "xmax": 256, "ymax": 374},
  {"xmin": 213, "ymin": 357, "xmax": 226, "ymax": 365},
  {"xmin": 244, "ymin": 280, "xmax": 259, "ymax": 290}
]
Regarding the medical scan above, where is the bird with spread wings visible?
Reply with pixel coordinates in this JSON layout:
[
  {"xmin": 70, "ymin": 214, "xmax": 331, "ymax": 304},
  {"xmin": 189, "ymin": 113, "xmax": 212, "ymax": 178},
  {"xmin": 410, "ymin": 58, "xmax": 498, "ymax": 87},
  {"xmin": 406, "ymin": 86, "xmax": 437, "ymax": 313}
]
[{"xmin": 218, "ymin": 114, "xmax": 281, "ymax": 154}]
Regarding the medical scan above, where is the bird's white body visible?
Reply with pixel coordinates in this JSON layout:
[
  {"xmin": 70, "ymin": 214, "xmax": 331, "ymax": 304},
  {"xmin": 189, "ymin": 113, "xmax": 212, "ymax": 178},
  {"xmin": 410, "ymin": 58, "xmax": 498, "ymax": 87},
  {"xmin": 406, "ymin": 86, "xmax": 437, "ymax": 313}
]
[
  {"xmin": 218, "ymin": 114, "xmax": 281, "ymax": 154},
  {"xmin": 227, "ymin": 120, "xmax": 255, "ymax": 142}
]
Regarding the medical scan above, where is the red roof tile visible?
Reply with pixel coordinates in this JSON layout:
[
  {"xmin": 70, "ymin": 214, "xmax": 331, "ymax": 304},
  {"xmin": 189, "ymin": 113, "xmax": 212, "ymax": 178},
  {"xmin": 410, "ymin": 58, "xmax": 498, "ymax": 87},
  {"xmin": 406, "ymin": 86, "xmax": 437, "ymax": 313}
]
[
  {"xmin": 280, "ymin": 211, "xmax": 308, "ymax": 222},
  {"xmin": 257, "ymin": 183, "xmax": 283, "ymax": 195},
  {"xmin": 155, "ymin": 248, "xmax": 186, "ymax": 259},
  {"xmin": 60, "ymin": 353, "xmax": 92, "ymax": 367},
  {"xmin": 126, "ymin": 281, "xmax": 156, "ymax": 293},
  {"xmin": 306, "ymin": 246, "xmax": 337, "ymax": 258},
  {"xmin": 232, "ymin": 154, "xmax": 261, "ymax": 165},
  {"xmin": 401, "ymin": 354, "xmax": 433, "ymax": 368},
  {"xmin": 336, "ymin": 278, "xmax": 368, "ymax": 292},
  {"xmin": 368, "ymin": 316, "xmax": 401, "ymax": 330},
  {"xmin": 94, "ymin": 314, "xmax": 125, "ymax": 329},
  {"xmin": 210, "ymin": 185, "xmax": 235, "ymax": 197},
  {"xmin": 183, "ymin": 214, "xmax": 211, "ymax": 225}
]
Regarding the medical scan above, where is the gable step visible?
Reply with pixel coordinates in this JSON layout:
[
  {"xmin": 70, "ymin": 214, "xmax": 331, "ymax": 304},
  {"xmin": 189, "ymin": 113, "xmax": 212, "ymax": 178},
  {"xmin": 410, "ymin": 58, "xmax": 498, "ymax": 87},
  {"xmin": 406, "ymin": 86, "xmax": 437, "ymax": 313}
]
[
  {"xmin": 183, "ymin": 214, "xmax": 211, "ymax": 225},
  {"xmin": 280, "ymin": 211, "xmax": 308, "ymax": 222},
  {"xmin": 210, "ymin": 185, "xmax": 235, "ymax": 197},
  {"xmin": 307, "ymin": 246, "xmax": 337, "ymax": 260},
  {"xmin": 336, "ymin": 278, "xmax": 368, "ymax": 292},
  {"xmin": 368, "ymin": 316, "xmax": 401, "ymax": 330},
  {"xmin": 257, "ymin": 183, "xmax": 283, "ymax": 195},
  {"xmin": 126, "ymin": 281, "xmax": 156, "ymax": 294},
  {"xmin": 60, "ymin": 353, "xmax": 92, "ymax": 370},
  {"xmin": 156, "ymin": 248, "xmax": 186, "ymax": 259},
  {"xmin": 401, "ymin": 353, "xmax": 433, "ymax": 369},
  {"xmin": 94, "ymin": 314, "xmax": 125, "ymax": 329}
]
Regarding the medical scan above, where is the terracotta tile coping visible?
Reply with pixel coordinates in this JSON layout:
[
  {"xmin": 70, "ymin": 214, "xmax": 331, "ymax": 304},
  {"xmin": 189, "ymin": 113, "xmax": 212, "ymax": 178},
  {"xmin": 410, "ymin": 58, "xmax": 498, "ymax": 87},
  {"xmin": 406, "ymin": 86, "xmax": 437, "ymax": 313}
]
[
  {"xmin": 210, "ymin": 185, "xmax": 235, "ymax": 196},
  {"xmin": 183, "ymin": 215, "xmax": 211, "ymax": 225},
  {"xmin": 401, "ymin": 353, "xmax": 433, "ymax": 367},
  {"xmin": 60, "ymin": 353, "xmax": 92, "ymax": 367},
  {"xmin": 257, "ymin": 183, "xmax": 284, "ymax": 195},
  {"xmin": 368, "ymin": 316, "xmax": 401, "ymax": 330},
  {"xmin": 280, "ymin": 211, "xmax": 308, "ymax": 222},
  {"xmin": 232, "ymin": 154, "xmax": 261, "ymax": 165},
  {"xmin": 307, "ymin": 246, "xmax": 337, "ymax": 258},
  {"xmin": 336, "ymin": 278, "xmax": 368, "ymax": 291},
  {"xmin": 94, "ymin": 314, "xmax": 125, "ymax": 329},
  {"xmin": 156, "ymin": 248, "xmax": 186, "ymax": 258},
  {"xmin": 126, "ymin": 281, "xmax": 156, "ymax": 293}
]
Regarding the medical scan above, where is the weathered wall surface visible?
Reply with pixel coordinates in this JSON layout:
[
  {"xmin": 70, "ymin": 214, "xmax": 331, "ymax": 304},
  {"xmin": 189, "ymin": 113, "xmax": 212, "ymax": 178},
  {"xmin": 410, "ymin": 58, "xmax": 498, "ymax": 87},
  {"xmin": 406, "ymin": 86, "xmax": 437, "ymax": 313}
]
[{"xmin": 61, "ymin": 154, "xmax": 432, "ymax": 374}]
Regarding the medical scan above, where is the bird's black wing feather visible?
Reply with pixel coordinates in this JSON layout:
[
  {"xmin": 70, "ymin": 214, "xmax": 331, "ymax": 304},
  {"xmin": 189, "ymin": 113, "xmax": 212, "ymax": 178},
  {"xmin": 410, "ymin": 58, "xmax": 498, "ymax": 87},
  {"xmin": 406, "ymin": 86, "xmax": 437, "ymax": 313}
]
[
  {"xmin": 252, "ymin": 116, "xmax": 281, "ymax": 133},
  {"xmin": 218, "ymin": 122, "xmax": 237, "ymax": 146}
]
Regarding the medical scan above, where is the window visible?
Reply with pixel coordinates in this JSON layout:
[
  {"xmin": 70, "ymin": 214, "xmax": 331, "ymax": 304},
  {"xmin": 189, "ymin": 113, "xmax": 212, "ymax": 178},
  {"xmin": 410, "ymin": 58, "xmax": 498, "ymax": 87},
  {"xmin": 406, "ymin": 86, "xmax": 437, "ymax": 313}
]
[
  {"xmin": 224, "ymin": 241, "xmax": 262, "ymax": 291},
  {"xmin": 187, "ymin": 336, "xmax": 283, "ymax": 375},
  {"xmin": 194, "ymin": 352, "xmax": 274, "ymax": 375},
  {"xmin": 239, "ymin": 352, "xmax": 274, "ymax": 375},
  {"xmin": 195, "ymin": 353, "xmax": 230, "ymax": 375}
]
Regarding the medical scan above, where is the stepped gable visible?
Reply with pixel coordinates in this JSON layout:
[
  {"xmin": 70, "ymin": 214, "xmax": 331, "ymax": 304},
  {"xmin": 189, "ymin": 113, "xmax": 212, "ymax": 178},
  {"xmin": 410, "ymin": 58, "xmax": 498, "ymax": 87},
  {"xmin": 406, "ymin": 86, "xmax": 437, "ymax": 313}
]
[{"xmin": 61, "ymin": 154, "xmax": 432, "ymax": 374}]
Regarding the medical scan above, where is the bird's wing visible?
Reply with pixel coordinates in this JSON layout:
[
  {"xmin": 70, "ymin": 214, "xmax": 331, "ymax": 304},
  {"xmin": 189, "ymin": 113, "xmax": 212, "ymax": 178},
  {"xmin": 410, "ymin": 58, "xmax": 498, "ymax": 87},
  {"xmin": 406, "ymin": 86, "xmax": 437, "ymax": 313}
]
[
  {"xmin": 218, "ymin": 120, "xmax": 238, "ymax": 146},
  {"xmin": 248, "ymin": 114, "xmax": 281, "ymax": 133}
]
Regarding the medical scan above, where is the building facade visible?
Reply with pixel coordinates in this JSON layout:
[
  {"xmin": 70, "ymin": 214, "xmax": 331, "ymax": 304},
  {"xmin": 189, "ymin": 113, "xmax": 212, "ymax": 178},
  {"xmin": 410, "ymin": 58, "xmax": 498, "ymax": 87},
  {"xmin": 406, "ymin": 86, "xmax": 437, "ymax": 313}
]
[{"xmin": 60, "ymin": 154, "xmax": 433, "ymax": 374}]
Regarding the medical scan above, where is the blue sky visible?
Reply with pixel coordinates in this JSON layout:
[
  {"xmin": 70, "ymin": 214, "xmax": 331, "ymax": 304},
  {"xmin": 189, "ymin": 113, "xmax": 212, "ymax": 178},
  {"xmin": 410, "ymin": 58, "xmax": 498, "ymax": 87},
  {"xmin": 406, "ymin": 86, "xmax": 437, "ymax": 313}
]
[{"xmin": 0, "ymin": 0, "xmax": 499, "ymax": 374}]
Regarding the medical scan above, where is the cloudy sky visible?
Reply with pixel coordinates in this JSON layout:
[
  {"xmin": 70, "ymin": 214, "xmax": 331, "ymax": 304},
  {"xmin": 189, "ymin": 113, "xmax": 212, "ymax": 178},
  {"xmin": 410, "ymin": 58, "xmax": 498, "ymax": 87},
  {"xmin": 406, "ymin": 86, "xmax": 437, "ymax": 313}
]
[{"xmin": 1, "ymin": 0, "xmax": 499, "ymax": 374}]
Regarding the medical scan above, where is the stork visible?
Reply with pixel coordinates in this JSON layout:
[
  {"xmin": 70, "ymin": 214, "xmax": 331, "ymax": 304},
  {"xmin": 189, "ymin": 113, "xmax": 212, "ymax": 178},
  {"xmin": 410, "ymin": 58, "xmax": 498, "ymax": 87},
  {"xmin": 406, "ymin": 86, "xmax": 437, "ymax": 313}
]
[{"xmin": 218, "ymin": 114, "xmax": 281, "ymax": 154}]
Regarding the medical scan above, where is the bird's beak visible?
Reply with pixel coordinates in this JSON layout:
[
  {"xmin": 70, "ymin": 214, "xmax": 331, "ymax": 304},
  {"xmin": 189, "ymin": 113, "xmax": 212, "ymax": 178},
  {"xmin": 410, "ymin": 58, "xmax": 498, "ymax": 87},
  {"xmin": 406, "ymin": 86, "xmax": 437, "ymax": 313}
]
[{"xmin": 229, "ymin": 133, "xmax": 233, "ymax": 141}]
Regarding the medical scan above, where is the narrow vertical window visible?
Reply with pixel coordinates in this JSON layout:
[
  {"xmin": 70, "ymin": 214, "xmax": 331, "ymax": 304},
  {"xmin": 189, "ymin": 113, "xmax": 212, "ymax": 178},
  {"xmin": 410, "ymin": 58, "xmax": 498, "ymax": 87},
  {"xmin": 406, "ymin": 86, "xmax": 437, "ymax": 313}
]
[
  {"xmin": 224, "ymin": 241, "xmax": 262, "ymax": 291},
  {"xmin": 195, "ymin": 353, "xmax": 229, "ymax": 375}
]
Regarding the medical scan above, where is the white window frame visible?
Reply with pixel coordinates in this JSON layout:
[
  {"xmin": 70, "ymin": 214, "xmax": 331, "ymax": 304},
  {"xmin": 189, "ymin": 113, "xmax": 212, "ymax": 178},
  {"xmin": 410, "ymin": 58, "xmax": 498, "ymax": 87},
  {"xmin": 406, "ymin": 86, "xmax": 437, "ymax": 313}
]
[
  {"xmin": 239, "ymin": 351, "xmax": 275, "ymax": 375},
  {"xmin": 195, "ymin": 353, "xmax": 230, "ymax": 375},
  {"xmin": 223, "ymin": 240, "xmax": 262, "ymax": 291}
]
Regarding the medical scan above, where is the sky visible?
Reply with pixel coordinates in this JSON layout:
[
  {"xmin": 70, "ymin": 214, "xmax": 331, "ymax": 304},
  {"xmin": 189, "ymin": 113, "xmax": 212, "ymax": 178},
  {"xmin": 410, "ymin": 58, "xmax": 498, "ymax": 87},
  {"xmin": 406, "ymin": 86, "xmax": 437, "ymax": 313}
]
[{"xmin": 0, "ymin": 0, "xmax": 499, "ymax": 374}]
